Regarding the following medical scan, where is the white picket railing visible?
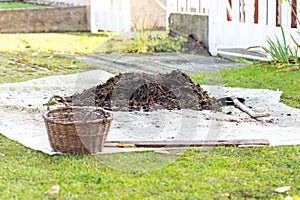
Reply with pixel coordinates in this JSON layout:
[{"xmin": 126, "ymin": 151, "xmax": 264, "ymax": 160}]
[
  {"xmin": 208, "ymin": 0, "xmax": 300, "ymax": 58},
  {"xmin": 90, "ymin": 0, "xmax": 131, "ymax": 32},
  {"xmin": 89, "ymin": 0, "xmax": 300, "ymax": 60},
  {"xmin": 165, "ymin": 0, "xmax": 209, "ymax": 30},
  {"xmin": 167, "ymin": 0, "xmax": 209, "ymax": 15},
  {"xmin": 90, "ymin": 0, "xmax": 209, "ymax": 32}
]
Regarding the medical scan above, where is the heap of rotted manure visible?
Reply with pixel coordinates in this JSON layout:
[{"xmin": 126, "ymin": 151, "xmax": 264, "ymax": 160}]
[{"xmin": 69, "ymin": 70, "xmax": 220, "ymax": 111}]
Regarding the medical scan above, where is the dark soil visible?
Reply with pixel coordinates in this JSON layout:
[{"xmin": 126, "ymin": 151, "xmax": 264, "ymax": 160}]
[
  {"xmin": 169, "ymin": 30, "xmax": 209, "ymax": 55},
  {"xmin": 69, "ymin": 70, "xmax": 220, "ymax": 111}
]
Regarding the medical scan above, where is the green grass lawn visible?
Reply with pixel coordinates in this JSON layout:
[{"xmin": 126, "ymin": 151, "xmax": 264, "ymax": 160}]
[
  {"xmin": 0, "ymin": 2, "xmax": 48, "ymax": 9},
  {"xmin": 0, "ymin": 135, "xmax": 299, "ymax": 199},
  {"xmin": 0, "ymin": 33, "xmax": 299, "ymax": 199},
  {"xmin": 0, "ymin": 33, "xmax": 109, "ymax": 55},
  {"xmin": 0, "ymin": 33, "xmax": 109, "ymax": 83}
]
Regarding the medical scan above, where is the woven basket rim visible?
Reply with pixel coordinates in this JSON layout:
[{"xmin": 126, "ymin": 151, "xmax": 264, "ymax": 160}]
[
  {"xmin": 46, "ymin": 105, "xmax": 110, "ymax": 110},
  {"xmin": 42, "ymin": 116, "xmax": 112, "ymax": 125},
  {"xmin": 43, "ymin": 106, "xmax": 113, "ymax": 124}
]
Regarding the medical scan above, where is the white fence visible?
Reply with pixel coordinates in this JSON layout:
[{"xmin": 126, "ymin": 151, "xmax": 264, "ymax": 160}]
[
  {"xmin": 89, "ymin": 0, "xmax": 300, "ymax": 59},
  {"xmin": 166, "ymin": 0, "xmax": 209, "ymax": 15},
  {"xmin": 90, "ymin": 0, "xmax": 209, "ymax": 32},
  {"xmin": 208, "ymin": 0, "xmax": 300, "ymax": 58},
  {"xmin": 90, "ymin": 0, "xmax": 131, "ymax": 32}
]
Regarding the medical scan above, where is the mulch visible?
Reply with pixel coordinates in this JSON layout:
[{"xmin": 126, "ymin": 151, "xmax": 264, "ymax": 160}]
[{"xmin": 69, "ymin": 70, "xmax": 220, "ymax": 112}]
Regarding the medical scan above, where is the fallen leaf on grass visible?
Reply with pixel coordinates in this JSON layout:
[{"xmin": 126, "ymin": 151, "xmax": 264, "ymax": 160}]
[
  {"xmin": 284, "ymin": 196, "xmax": 293, "ymax": 200},
  {"xmin": 220, "ymin": 193, "xmax": 231, "ymax": 198},
  {"xmin": 275, "ymin": 186, "xmax": 291, "ymax": 193},
  {"xmin": 31, "ymin": 52, "xmax": 39, "ymax": 56},
  {"xmin": 215, "ymin": 192, "xmax": 231, "ymax": 199},
  {"xmin": 45, "ymin": 185, "xmax": 59, "ymax": 195},
  {"xmin": 16, "ymin": 58, "xmax": 29, "ymax": 63}
]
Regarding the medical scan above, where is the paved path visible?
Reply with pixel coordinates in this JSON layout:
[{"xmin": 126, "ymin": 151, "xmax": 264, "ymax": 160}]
[{"xmin": 72, "ymin": 53, "xmax": 249, "ymax": 74}]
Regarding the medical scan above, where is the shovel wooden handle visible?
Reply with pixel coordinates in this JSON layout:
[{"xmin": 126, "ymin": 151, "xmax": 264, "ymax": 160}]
[{"xmin": 233, "ymin": 98, "xmax": 270, "ymax": 118}]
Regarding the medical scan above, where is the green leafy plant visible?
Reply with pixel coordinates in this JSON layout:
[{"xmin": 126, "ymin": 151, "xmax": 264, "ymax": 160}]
[
  {"xmin": 153, "ymin": 34, "xmax": 187, "ymax": 53},
  {"xmin": 131, "ymin": 19, "xmax": 150, "ymax": 53},
  {"xmin": 263, "ymin": 26, "xmax": 299, "ymax": 69},
  {"xmin": 96, "ymin": 19, "xmax": 188, "ymax": 54},
  {"xmin": 246, "ymin": 25, "xmax": 300, "ymax": 70},
  {"xmin": 288, "ymin": 35, "xmax": 300, "ymax": 67},
  {"xmin": 263, "ymin": 26, "xmax": 290, "ymax": 64},
  {"xmin": 264, "ymin": 0, "xmax": 299, "ymax": 68},
  {"xmin": 122, "ymin": 19, "xmax": 187, "ymax": 54}
]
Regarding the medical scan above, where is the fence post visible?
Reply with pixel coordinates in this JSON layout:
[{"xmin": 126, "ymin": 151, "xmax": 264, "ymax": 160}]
[
  {"xmin": 267, "ymin": 0, "xmax": 277, "ymax": 26},
  {"xmin": 298, "ymin": 0, "xmax": 300, "ymax": 30},
  {"xmin": 231, "ymin": 0, "xmax": 240, "ymax": 22},
  {"xmin": 208, "ymin": 0, "xmax": 217, "ymax": 55},
  {"xmin": 122, "ymin": 0, "xmax": 131, "ymax": 32},
  {"xmin": 245, "ymin": 0, "xmax": 254, "ymax": 23},
  {"xmin": 258, "ymin": 0, "xmax": 267, "ymax": 24},
  {"xmin": 281, "ymin": 0, "xmax": 292, "ymax": 47},
  {"xmin": 90, "ymin": 0, "xmax": 96, "ymax": 32},
  {"xmin": 281, "ymin": 1, "xmax": 291, "ymax": 28},
  {"xmin": 160, "ymin": 0, "xmax": 172, "ymax": 30}
]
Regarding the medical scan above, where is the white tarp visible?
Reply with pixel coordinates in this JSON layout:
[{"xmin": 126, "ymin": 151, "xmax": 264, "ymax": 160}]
[{"xmin": 0, "ymin": 70, "xmax": 299, "ymax": 155}]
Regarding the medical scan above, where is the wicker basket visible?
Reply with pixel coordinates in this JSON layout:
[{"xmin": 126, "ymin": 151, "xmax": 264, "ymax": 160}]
[{"xmin": 43, "ymin": 95, "xmax": 113, "ymax": 154}]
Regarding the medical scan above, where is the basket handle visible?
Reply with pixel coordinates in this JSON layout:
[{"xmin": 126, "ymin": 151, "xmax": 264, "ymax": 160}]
[
  {"xmin": 97, "ymin": 107, "xmax": 112, "ymax": 123},
  {"xmin": 47, "ymin": 95, "xmax": 70, "ymax": 111},
  {"xmin": 82, "ymin": 107, "xmax": 111, "ymax": 123}
]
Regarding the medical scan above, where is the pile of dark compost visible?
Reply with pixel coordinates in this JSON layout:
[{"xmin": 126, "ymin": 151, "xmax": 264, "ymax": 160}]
[{"xmin": 69, "ymin": 70, "xmax": 220, "ymax": 111}]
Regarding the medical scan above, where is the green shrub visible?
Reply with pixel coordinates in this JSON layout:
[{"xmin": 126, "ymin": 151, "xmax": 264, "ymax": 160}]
[
  {"xmin": 97, "ymin": 31, "xmax": 187, "ymax": 54},
  {"xmin": 246, "ymin": 25, "xmax": 299, "ymax": 70},
  {"xmin": 153, "ymin": 34, "xmax": 187, "ymax": 53},
  {"xmin": 263, "ymin": 25, "xmax": 299, "ymax": 67},
  {"xmin": 96, "ymin": 19, "xmax": 187, "ymax": 54}
]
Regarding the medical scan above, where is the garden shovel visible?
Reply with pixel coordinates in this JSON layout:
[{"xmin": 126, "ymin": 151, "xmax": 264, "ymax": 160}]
[{"xmin": 217, "ymin": 96, "xmax": 270, "ymax": 118}]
